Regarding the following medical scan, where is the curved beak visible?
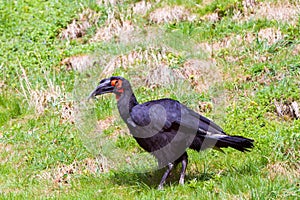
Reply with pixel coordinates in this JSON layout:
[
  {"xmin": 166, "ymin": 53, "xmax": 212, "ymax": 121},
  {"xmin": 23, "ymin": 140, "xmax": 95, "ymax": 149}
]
[{"xmin": 87, "ymin": 79, "xmax": 114, "ymax": 100}]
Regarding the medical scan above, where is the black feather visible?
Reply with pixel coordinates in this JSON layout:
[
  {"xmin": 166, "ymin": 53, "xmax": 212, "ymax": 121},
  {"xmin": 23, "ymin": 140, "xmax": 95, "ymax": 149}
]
[{"xmin": 92, "ymin": 77, "xmax": 254, "ymax": 189}]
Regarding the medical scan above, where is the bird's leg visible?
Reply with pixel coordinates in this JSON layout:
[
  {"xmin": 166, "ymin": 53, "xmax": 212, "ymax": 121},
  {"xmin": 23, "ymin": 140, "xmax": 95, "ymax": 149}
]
[
  {"xmin": 158, "ymin": 163, "xmax": 174, "ymax": 190},
  {"xmin": 179, "ymin": 156, "xmax": 188, "ymax": 185}
]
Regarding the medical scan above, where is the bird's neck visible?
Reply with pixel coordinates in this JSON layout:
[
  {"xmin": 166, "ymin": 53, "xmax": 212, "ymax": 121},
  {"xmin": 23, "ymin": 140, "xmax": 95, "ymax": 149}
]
[{"xmin": 116, "ymin": 89, "xmax": 139, "ymax": 122}]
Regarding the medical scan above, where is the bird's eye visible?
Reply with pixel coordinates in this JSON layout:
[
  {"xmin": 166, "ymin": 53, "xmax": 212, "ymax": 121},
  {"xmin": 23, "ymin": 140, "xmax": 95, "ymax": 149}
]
[{"xmin": 111, "ymin": 79, "xmax": 118, "ymax": 86}]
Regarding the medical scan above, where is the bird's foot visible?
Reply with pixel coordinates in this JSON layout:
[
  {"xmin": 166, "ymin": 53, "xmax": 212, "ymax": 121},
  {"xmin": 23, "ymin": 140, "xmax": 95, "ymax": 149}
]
[
  {"xmin": 158, "ymin": 184, "xmax": 164, "ymax": 190},
  {"xmin": 179, "ymin": 178, "xmax": 184, "ymax": 185},
  {"xmin": 179, "ymin": 176, "xmax": 185, "ymax": 185}
]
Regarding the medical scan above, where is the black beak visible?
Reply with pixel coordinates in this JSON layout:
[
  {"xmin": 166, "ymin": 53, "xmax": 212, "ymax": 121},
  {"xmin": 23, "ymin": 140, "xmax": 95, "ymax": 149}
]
[{"xmin": 87, "ymin": 79, "xmax": 114, "ymax": 100}]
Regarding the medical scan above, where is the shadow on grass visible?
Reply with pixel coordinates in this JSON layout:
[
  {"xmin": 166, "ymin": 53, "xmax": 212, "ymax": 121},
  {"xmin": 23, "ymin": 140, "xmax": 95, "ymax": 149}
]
[{"xmin": 109, "ymin": 166, "xmax": 215, "ymax": 189}]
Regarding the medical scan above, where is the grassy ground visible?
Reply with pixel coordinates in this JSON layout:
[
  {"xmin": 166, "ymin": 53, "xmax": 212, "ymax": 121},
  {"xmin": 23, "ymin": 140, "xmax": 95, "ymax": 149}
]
[{"xmin": 1, "ymin": 0, "xmax": 299, "ymax": 199}]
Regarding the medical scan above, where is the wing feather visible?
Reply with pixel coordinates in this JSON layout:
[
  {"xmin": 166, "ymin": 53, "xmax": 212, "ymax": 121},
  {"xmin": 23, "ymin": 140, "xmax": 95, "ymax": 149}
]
[{"xmin": 130, "ymin": 99, "xmax": 226, "ymax": 137}]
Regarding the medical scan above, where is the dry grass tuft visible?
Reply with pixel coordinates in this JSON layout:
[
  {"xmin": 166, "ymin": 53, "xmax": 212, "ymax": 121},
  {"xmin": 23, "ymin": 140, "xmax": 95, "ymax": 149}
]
[
  {"xmin": 145, "ymin": 62, "xmax": 181, "ymax": 88},
  {"xmin": 92, "ymin": 1, "xmax": 155, "ymax": 42},
  {"xmin": 132, "ymin": 0, "xmax": 152, "ymax": 15},
  {"xmin": 90, "ymin": 7, "xmax": 135, "ymax": 42},
  {"xmin": 0, "ymin": 80, "xmax": 6, "ymax": 93},
  {"xmin": 254, "ymin": 67, "xmax": 292, "ymax": 86},
  {"xmin": 175, "ymin": 59, "xmax": 221, "ymax": 93},
  {"xmin": 198, "ymin": 28, "xmax": 283, "ymax": 63},
  {"xmin": 60, "ymin": 9, "xmax": 99, "ymax": 40},
  {"xmin": 100, "ymin": 46, "xmax": 186, "ymax": 88},
  {"xmin": 149, "ymin": 5, "xmax": 197, "ymax": 24},
  {"xmin": 267, "ymin": 161, "xmax": 300, "ymax": 182},
  {"xmin": 97, "ymin": 116, "xmax": 117, "ymax": 131},
  {"xmin": 101, "ymin": 50, "xmax": 142, "ymax": 76},
  {"xmin": 19, "ymin": 67, "xmax": 63, "ymax": 114},
  {"xmin": 199, "ymin": 33, "xmax": 256, "ymax": 57},
  {"xmin": 202, "ymin": 12, "xmax": 220, "ymax": 23},
  {"xmin": 95, "ymin": 115, "xmax": 128, "ymax": 141},
  {"xmin": 233, "ymin": 0, "xmax": 300, "ymax": 25},
  {"xmin": 0, "ymin": 143, "xmax": 13, "ymax": 164},
  {"xmin": 292, "ymin": 44, "xmax": 300, "ymax": 55},
  {"xmin": 242, "ymin": 0, "xmax": 257, "ymax": 12},
  {"xmin": 254, "ymin": 1, "xmax": 300, "ymax": 25},
  {"xmin": 100, "ymin": 46, "xmax": 222, "ymax": 91},
  {"xmin": 274, "ymin": 100, "xmax": 300, "ymax": 120},
  {"xmin": 61, "ymin": 55, "xmax": 97, "ymax": 72},
  {"xmin": 18, "ymin": 67, "xmax": 75, "ymax": 124},
  {"xmin": 203, "ymin": 0, "xmax": 256, "ymax": 23},
  {"xmin": 258, "ymin": 28, "xmax": 284, "ymax": 46},
  {"xmin": 60, "ymin": 101, "xmax": 75, "ymax": 124},
  {"xmin": 37, "ymin": 158, "xmax": 107, "ymax": 186},
  {"xmin": 91, "ymin": 19, "xmax": 135, "ymax": 42},
  {"xmin": 198, "ymin": 101, "xmax": 214, "ymax": 113},
  {"xmin": 101, "ymin": 47, "xmax": 171, "ymax": 76}
]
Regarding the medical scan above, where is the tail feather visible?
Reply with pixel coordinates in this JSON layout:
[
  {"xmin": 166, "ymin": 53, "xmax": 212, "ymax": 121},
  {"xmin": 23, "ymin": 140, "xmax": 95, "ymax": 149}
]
[{"xmin": 215, "ymin": 135, "xmax": 254, "ymax": 152}]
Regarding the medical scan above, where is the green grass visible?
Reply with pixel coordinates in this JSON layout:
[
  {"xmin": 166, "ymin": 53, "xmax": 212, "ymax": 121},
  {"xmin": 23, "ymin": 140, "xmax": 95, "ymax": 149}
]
[{"xmin": 0, "ymin": 0, "xmax": 299, "ymax": 199}]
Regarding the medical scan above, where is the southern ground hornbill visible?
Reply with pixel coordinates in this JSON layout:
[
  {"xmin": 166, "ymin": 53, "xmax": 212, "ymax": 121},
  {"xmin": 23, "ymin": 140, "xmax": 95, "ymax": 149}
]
[{"xmin": 88, "ymin": 76, "xmax": 254, "ymax": 189}]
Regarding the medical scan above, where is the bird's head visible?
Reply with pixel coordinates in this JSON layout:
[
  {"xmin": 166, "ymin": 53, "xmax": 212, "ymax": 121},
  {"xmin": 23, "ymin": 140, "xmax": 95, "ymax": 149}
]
[{"xmin": 88, "ymin": 76, "xmax": 130, "ymax": 100}]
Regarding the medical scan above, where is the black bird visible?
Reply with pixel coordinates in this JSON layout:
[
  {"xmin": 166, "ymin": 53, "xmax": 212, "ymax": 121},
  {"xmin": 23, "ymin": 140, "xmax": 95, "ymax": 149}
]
[{"xmin": 88, "ymin": 76, "xmax": 254, "ymax": 189}]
